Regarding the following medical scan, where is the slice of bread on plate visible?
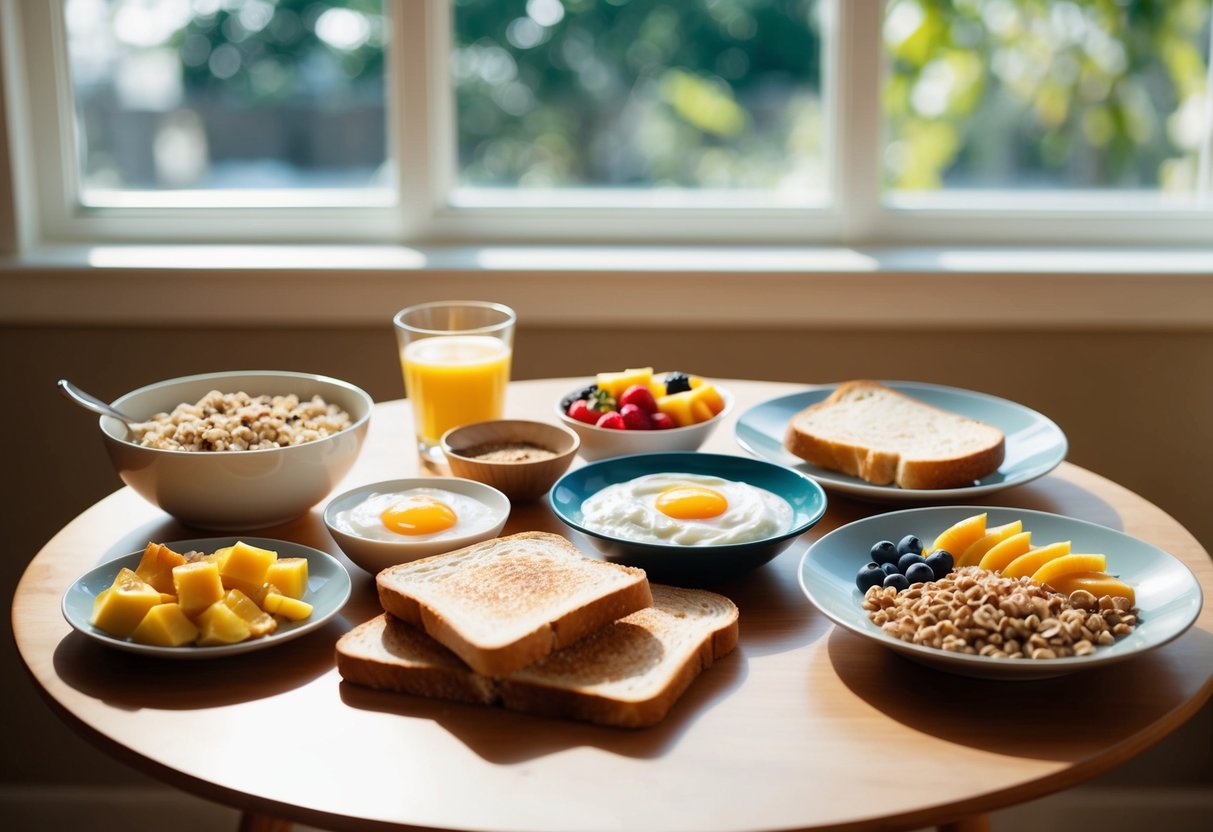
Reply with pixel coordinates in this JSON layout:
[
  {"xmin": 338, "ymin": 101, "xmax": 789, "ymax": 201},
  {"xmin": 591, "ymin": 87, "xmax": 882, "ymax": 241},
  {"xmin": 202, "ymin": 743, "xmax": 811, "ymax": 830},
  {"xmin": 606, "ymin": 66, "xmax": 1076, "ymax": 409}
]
[
  {"xmin": 375, "ymin": 531, "xmax": 652, "ymax": 676},
  {"xmin": 784, "ymin": 380, "xmax": 1005, "ymax": 490},
  {"xmin": 337, "ymin": 584, "xmax": 739, "ymax": 728}
]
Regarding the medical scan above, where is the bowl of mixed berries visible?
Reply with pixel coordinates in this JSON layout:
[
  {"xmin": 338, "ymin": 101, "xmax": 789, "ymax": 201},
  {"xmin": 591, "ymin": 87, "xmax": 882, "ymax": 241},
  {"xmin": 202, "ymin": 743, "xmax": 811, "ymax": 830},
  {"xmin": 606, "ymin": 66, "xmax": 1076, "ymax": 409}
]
[{"xmin": 556, "ymin": 367, "xmax": 732, "ymax": 460}]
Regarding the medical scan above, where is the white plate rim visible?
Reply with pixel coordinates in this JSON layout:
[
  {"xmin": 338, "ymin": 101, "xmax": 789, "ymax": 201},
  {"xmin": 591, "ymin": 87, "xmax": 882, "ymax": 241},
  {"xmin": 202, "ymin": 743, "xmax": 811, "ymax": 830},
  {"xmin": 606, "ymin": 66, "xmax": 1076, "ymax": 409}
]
[
  {"xmin": 734, "ymin": 380, "xmax": 1068, "ymax": 501},
  {"xmin": 798, "ymin": 505, "xmax": 1204, "ymax": 678},
  {"xmin": 61, "ymin": 536, "xmax": 351, "ymax": 659}
]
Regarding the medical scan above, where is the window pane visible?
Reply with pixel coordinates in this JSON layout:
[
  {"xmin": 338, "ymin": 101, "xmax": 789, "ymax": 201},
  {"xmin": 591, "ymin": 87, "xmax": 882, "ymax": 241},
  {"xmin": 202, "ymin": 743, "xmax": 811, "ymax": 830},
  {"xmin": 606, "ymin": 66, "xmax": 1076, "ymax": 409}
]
[
  {"xmin": 64, "ymin": 0, "xmax": 390, "ymax": 197},
  {"xmin": 883, "ymin": 0, "xmax": 1213, "ymax": 197},
  {"xmin": 452, "ymin": 0, "xmax": 825, "ymax": 196}
]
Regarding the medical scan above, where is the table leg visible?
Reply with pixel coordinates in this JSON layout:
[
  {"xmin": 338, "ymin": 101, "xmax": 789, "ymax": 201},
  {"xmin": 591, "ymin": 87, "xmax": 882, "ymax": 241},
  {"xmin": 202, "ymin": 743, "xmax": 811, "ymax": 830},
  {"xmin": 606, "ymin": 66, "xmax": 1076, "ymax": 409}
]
[
  {"xmin": 937, "ymin": 814, "xmax": 991, "ymax": 832},
  {"xmin": 238, "ymin": 811, "xmax": 294, "ymax": 832}
]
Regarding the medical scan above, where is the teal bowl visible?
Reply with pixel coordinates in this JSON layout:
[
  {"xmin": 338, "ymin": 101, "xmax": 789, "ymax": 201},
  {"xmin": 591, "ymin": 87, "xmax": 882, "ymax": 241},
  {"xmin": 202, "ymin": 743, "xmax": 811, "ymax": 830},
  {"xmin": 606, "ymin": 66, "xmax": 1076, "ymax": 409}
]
[{"xmin": 549, "ymin": 452, "xmax": 827, "ymax": 582}]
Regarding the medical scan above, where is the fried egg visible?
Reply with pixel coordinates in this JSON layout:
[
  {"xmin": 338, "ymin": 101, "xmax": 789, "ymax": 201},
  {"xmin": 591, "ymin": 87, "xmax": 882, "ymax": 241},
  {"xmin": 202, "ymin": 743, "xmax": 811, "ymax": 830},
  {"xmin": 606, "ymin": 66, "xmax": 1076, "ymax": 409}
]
[
  {"xmin": 580, "ymin": 473, "xmax": 794, "ymax": 546},
  {"xmin": 334, "ymin": 488, "xmax": 499, "ymax": 542}
]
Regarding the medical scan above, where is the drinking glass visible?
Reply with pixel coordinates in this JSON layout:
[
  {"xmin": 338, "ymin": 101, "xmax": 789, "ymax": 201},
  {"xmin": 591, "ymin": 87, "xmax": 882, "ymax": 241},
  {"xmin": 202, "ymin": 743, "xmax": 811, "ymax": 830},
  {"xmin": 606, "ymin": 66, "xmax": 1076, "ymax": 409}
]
[{"xmin": 393, "ymin": 301, "xmax": 516, "ymax": 464}]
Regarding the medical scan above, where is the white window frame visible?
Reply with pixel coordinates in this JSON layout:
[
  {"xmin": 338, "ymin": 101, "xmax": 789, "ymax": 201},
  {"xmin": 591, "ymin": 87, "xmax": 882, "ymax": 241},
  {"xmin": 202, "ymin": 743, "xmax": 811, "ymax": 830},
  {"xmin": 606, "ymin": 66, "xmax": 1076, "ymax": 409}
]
[{"xmin": 2, "ymin": 0, "xmax": 1211, "ymax": 249}]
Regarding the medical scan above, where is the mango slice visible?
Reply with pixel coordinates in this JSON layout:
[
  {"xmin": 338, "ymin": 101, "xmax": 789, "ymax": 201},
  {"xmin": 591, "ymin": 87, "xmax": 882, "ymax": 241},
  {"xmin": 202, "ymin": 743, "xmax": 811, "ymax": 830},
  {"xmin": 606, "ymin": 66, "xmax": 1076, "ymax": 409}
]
[
  {"xmin": 1002, "ymin": 541, "xmax": 1072, "ymax": 578},
  {"xmin": 173, "ymin": 561, "xmax": 225, "ymax": 618},
  {"xmin": 1046, "ymin": 570, "xmax": 1136, "ymax": 606},
  {"xmin": 958, "ymin": 520, "xmax": 1023, "ymax": 567},
  {"xmin": 90, "ymin": 569, "xmax": 163, "ymax": 639},
  {"xmin": 1031, "ymin": 554, "xmax": 1109, "ymax": 588},
  {"xmin": 265, "ymin": 558, "xmax": 308, "ymax": 600},
  {"xmin": 131, "ymin": 603, "xmax": 200, "ymax": 647},
  {"xmin": 931, "ymin": 513, "xmax": 987, "ymax": 559},
  {"xmin": 979, "ymin": 531, "xmax": 1032, "ymax": 572},
  {"xmin": 263, "ymin": 592, "xmax": 313, "ymax": 621}
]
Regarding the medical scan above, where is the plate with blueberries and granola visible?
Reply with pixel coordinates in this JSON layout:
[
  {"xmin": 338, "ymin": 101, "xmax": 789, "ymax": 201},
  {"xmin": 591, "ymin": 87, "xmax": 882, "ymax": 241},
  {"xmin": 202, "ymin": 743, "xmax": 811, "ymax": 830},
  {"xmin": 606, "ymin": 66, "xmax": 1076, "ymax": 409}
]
[{"xmin": 799, "ymin": 506, "xmax": 1202, "ymax": 679}]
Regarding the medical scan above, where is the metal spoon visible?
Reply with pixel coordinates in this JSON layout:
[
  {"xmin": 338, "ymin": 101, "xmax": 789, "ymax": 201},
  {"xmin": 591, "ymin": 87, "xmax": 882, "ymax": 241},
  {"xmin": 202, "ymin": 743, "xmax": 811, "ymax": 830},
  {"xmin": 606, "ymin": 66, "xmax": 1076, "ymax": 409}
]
[{"xmin": 57, "ymin": 379, "xmax": 140, "ymax": 429}]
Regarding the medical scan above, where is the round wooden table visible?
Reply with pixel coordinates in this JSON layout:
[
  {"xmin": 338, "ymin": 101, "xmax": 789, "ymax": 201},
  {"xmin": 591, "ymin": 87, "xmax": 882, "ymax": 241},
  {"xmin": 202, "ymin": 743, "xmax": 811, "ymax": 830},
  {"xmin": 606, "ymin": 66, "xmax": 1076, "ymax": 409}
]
[{"xmin": 13, "ymin": 378, "xmax": 1213, "ymax": 832}]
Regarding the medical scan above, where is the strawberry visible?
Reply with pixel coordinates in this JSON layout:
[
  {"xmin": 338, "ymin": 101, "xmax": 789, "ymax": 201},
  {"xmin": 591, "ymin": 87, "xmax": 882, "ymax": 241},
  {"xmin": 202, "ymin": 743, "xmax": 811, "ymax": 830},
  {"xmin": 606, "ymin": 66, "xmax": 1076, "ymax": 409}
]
[
  {"xmin": 567, "ymin": 399, "xmax": 600, "ymax": 425},
  {"xmin": 620, "ymin": 403, "xmax": 653, "ymax": 430},
  {"xmin": 619, "ymin": 384, "xmax": 658, "ymax": 414},
  {"xmin": 650, "ymin": 412, "xmax": 676, "ymax": 430},
  {"xmin": 595, "ymin": 410, "xmax": 626, "ymax": 430}
]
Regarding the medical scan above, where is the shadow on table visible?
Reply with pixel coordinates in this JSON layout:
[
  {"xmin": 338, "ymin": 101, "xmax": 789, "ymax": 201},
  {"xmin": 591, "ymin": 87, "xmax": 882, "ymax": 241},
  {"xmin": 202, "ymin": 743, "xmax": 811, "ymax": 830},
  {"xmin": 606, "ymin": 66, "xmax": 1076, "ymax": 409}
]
[
  {"xmin": 827, "ymin": 625, "xmax": 1211, "ymax": 762},
  {"xmin": 52, "ymin": 614, "xmax": 346, "ymax": 710},
  {"xmin": 976, "ymin": 478, "xmax": 1124, "ymax": 531},
  {"xmin": 339, "ymin": 647, "xmax": 748, "ymax": 764}
]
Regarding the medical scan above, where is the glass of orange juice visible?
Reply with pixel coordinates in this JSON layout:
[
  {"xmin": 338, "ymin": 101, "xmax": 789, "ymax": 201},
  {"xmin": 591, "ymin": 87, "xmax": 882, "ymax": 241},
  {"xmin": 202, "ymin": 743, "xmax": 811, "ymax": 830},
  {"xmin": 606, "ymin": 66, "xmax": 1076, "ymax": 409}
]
[{"xmin": 393, "ymin": 301, "xmax": 516, "ymax": 464}]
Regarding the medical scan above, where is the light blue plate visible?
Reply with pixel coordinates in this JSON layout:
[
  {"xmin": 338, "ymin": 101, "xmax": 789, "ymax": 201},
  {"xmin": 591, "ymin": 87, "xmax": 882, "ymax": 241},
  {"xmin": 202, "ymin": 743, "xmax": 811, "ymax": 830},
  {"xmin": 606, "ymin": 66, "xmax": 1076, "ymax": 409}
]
[
  {"xmin": 550, "ymin": 452, "xmax": 827, "ymax": 581},
  {"xmin": 735, "ymin": 381, "xmax": 1067, "ymax": 502},
  {"xmin": 800, "ymin": 506, "xmax": 1202, "ymax": 679},
  {"xmin": 62, "ymin": 537, "xmax": 351, "ymax": 659}
]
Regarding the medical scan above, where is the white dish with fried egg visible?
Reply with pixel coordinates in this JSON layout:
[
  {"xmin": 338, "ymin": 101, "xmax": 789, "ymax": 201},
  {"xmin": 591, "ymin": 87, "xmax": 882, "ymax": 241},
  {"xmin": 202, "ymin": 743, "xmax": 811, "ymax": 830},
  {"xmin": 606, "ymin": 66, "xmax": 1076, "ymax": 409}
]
[{"xmin": 323, "ymin": 478, "xmax": 510, "ymax": 574}]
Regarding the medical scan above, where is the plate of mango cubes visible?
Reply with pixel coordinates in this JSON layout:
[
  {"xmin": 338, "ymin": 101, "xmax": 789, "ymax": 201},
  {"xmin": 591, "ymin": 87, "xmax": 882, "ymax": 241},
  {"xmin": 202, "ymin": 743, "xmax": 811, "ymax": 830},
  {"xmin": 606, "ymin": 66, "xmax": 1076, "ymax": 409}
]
[{"xmin": 62, "ymin": 537, "xmax": 351, "ymax": 658}]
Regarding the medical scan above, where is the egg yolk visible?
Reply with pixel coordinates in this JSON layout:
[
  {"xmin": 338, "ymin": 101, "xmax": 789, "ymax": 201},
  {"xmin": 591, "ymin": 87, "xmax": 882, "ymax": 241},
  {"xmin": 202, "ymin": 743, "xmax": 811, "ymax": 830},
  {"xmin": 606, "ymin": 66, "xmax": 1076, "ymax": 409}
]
[
  {"xmin": 380, "ymin": 497, "xmax": 457, "ymax": 536},
  {"xmin": 655, "ymin": 486, "xmax": 728, "ymax": 520}
]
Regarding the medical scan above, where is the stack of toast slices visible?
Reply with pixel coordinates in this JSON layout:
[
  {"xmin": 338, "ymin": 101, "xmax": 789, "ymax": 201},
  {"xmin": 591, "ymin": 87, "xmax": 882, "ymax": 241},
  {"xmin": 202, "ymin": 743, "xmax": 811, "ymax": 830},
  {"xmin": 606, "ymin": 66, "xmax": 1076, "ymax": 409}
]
[{"xmin": 336, "ymin": 531, "xmax": 740, "ymax": 728}]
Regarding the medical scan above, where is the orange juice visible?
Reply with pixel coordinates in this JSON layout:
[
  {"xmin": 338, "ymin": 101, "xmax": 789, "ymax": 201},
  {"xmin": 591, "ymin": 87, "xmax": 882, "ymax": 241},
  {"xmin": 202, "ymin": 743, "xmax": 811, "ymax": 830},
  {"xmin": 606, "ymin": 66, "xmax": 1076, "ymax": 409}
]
[{"xmin": 401, "ymin": 335, "xmax": 511, "ymax": 443}]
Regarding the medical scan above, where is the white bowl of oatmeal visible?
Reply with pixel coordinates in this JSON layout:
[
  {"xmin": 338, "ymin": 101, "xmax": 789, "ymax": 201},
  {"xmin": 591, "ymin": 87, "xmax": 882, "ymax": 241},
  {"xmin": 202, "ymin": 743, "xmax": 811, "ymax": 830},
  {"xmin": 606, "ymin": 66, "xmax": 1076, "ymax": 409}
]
[{"xmin": 100, "ymin": 370, "xmax": 373, "ymax": 530}]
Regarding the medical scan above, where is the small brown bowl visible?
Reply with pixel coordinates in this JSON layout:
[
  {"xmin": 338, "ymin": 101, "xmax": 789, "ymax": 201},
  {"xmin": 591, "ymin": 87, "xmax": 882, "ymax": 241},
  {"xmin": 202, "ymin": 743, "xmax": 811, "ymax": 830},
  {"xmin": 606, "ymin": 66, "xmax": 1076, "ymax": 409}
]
[{"xmin": 440, "ymin": 420, "xmax": 580, "ymax": 502}]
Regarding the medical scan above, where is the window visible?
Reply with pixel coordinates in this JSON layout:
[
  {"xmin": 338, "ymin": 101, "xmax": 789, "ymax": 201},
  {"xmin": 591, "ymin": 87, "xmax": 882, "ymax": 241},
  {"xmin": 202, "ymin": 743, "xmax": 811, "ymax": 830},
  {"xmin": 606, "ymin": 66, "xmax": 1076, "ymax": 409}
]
[{"xmin": 4, "ymin": 0, "xmax": 1212, "ymax": 246}]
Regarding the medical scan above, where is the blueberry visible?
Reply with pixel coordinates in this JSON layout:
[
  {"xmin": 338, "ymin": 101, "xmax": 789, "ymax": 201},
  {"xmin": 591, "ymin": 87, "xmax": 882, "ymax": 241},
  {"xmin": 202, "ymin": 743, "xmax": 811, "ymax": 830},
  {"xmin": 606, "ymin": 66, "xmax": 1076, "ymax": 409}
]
[
  {"xmin": 904, "ymin": 562, "xmax": 935, "ymax": 585},
  {"xmin": 897, "ymin": 553, "xmax": 927, "ymax": 573},
  {"xmin": 897, "ymin": 534, "xmax": 923, "ymax": 557},
  {"xmin": 663, "ymin": 372, "xmax": 692, "ymax": 395},
  {"xmin": 880, "ymin": 562, "xmax": 899, "ymax": 576},
  {"xmin": 856, "ymin": 563, "xmax": 885, "ymax": 593},
  {"xmin": 870, "ymin": 540, "xmax": 899, "ymax": 565},
  {"xmin": 560, "ymin": 384, "xmax": 599, "ymax": 411},
  {"xmin": 925, "ymin": 549, "xmax": 954, "ymax": 580},
  {"xmin": 883, "ymin": 572, "xmax": 910, "ymax": 592}
]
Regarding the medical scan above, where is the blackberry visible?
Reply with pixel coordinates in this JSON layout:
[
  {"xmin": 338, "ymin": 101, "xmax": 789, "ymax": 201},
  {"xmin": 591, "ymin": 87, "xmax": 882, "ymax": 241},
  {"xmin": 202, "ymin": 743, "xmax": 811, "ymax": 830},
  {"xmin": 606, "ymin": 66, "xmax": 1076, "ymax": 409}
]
[
  {"xmin": 663, "ymin": 372, "xmax": 693, "ymax": 395},
  {"xmin": 560, "ymin": 384, "xmax": 599, "ymax": 412}
]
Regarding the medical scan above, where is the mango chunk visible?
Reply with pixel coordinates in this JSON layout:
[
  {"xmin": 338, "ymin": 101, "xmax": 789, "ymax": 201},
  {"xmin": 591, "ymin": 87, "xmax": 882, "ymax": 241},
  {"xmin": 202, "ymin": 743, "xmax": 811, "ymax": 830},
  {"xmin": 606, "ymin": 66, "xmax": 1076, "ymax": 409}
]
[
  {"xmin": 196, "ymin": 600, "xmax": 252, "ymax": 645},
  {"xmin": 220, "ymin": 541, "xmax": 277, "ymax": 590},
  {"xmin": 172, "ymin": 561, "xmax": 225, "ymax": 618},
  {"xmin": 656, "ymin": 389, "xmax": 697, "ymax": 427},
  {"xmin": 688, "ymin": 384, "xmax": 725, "ymax": 418},
  {"xmin": 134, "ymin": 543, "xmax": 188, "ymax": 594},
  {"xmin": 596, "ymin": 367, "xmax": 654, "ymax": 400},
  {"xmin": 91, "ymin": 570, "xmax": 163, "ymax": 638},
  {"xmin": 222, "ymin": 590, "xmax": 278, "ymax": 638},
  {"xmin": 131, "ymin": 603, "xmax": 200, "ymax": 647},
  {"xmin": 265, "ymin": 558, "xmax": 308, "ymax": 600},
  {"xmin": 263, "ymin": 591, "xmax": 313, "ymax": 621}
]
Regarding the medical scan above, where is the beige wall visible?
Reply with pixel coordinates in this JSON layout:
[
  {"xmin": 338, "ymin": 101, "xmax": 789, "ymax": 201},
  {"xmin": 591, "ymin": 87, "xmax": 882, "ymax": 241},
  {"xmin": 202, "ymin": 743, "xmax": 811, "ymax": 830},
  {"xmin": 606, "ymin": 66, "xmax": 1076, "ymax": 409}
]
[{"xmin": 3, "ymin": 323, "xmax": 1212, "ymax": 800}]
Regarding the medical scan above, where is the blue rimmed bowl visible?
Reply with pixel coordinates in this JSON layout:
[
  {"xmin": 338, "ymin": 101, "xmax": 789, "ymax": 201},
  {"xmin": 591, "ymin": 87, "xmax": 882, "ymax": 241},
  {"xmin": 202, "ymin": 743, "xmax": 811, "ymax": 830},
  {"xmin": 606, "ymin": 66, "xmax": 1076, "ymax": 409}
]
[{"xmin": 549, "ymin": 452, "xmax": 827, "ymax": 582}]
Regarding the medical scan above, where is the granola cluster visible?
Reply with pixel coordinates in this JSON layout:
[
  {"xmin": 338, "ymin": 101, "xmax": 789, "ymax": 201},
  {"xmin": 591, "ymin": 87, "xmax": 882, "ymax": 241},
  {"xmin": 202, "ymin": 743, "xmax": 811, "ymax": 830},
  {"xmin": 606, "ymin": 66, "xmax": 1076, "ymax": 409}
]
[
  {"xmin": 863, "ymin": 565, "xmax": 1138, "ymax": 660},
  {"xmin": 131, "ymin": 390, "xmax": 351, "ymax": 452}
]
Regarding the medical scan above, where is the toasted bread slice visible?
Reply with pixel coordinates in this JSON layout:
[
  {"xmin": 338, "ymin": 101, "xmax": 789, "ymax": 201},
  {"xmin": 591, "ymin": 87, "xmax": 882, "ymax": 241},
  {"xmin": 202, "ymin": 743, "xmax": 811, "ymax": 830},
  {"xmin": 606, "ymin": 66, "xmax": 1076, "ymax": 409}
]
[
  {"xmin": 337, "ymin": 585, "xmax": 739, "ymax": 728},
  {"xmin": 784, "ymin": 380, "xmax": 1006, "ymax": 489},
  {"xmin": 375, "ymin": 531, "xmax": 652, "ymax": 676}
]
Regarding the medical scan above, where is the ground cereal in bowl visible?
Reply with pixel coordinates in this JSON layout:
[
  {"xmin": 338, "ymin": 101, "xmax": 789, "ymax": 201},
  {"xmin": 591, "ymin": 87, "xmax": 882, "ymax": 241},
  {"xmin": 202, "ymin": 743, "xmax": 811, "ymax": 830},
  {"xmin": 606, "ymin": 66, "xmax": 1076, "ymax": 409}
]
[{"xmin": 131, "ymin": 390, "xmax": 352, "ymax": 452}]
